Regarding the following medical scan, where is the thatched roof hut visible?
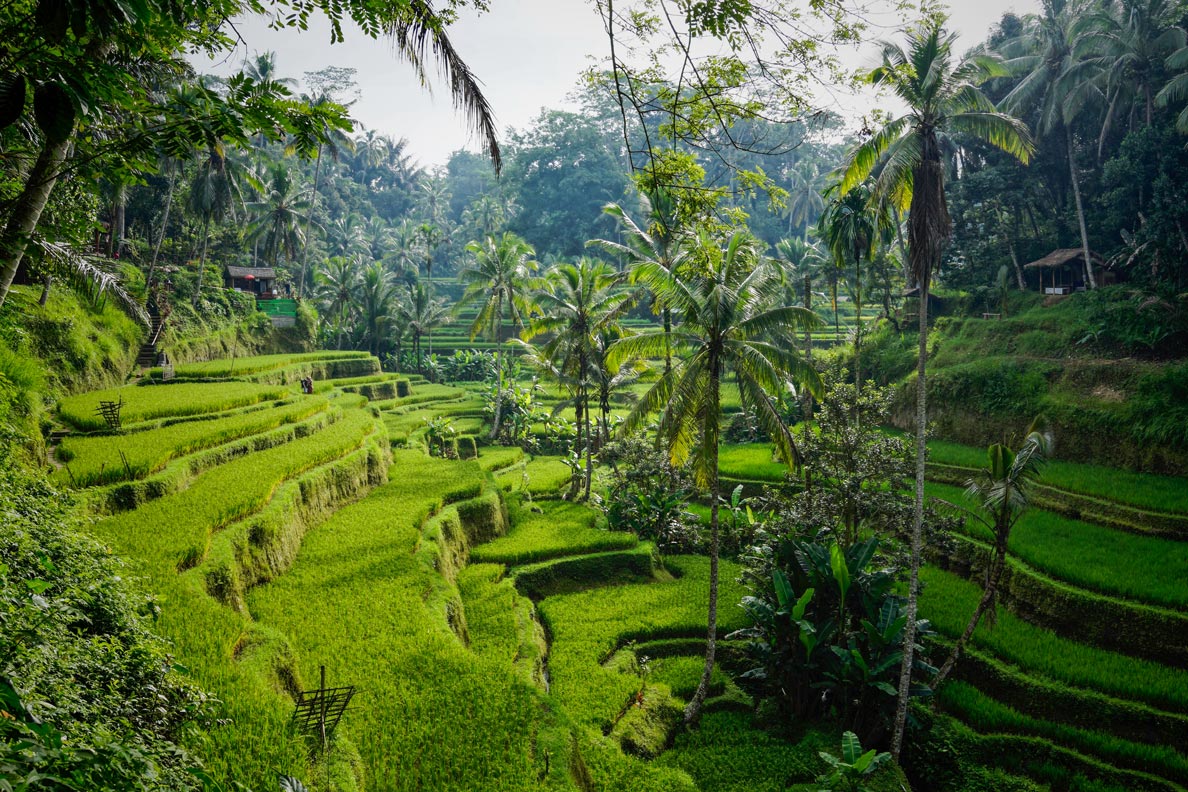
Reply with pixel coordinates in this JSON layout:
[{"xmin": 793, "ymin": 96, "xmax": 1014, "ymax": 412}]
[{"xmin": 1023, "ymin": 249, "xmax": 1114, "ymax": 293}]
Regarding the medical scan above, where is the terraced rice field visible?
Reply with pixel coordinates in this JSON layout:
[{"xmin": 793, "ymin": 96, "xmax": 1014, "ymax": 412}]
[{"xmin": 54, "ymin": 350, "xmax": 1188, "ymax": 792}]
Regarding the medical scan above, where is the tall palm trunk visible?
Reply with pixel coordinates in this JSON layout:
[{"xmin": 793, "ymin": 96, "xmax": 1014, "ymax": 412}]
[
  {"xmin": 0, "ymin": 136, "xmax": 72, "ymax": 308},
  {"xmin": 147, "ymin": 168, "xmax": 178, "ymax": 291},
  {"xmin": 891, "ymin": 275, "xmax": 928, "ymax": 759},
  {"xmin": 583, "ymin": 379, "xmax": 593, "ymax": 501},
  {"xmin": 1066, "ymin": 127, "xmax": 1096, "ymax": 289},
  {"xmin": 490, "ymin": 337, "xmax": 504, "ymax": 439},
  {"xmin": 934, "ymin": 529, "xmax": 1007, "ymax": 688},
  {"xmin": 663, "ymin": 308, "xmax": 672, "ymax": 377},
  {"xmin": 854, "ymin": 253, "xmax": 862, "ymax": 397},
  {"xmin": 298, "ymin": 143, "xmax": 324, "ymax": 299},
  {"xmin": 1008, "ymin": 238, "xmax": 1026, "ymax": 290},
  {"xmin": 893, "ymin": 147, "xmax": 948, "ymax": 759},
  {"xmin": 804, "ymin": 274, "xmax": 814, "ymax": 420},
  {"xmin": 685, "ymin": 366, "xmax": 721, "ymax": 725},
  {"xmin": 193, "ymin": 216, "xmax": 212, "ymax": 307}
]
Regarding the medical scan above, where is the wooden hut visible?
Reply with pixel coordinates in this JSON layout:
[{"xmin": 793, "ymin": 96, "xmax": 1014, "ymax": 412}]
[
  {"xmin": 225, "ymin": 266, "xmax": 278, "ymax": 298},
  {"xmin": 1023, "ymin": 249, "xmax": 1114, "ymax": 294}
]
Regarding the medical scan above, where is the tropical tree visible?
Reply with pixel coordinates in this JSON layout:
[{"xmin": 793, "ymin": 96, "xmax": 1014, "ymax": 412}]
[
  {"xmin": 246, "ymin": 164, "xmax": 310, "ymax": 269},
  {"xmin": 523, "ymin": 258, "xmax": 635, "ymax": 499},
  {"xmin": 607, "ymin": 228, "xmax": 823, "ymax": 724},
  {"xmin": 839, "ymin": 17, "xmax": 1034, "ymax": 757},
  {"xmin": 188, "ymin": 145, "xmax": 251, "ymax": 306},
  {"xmin": 933, "ymin": 427, "xmax": 1051, "ymax": 688},
  {"xmin": 458, "ymin": 232, "xmax": 538, "ymax": 438},
  {"xmin": 315, "ymin": 256, "xmax": 360, "ymax": 349},
  {"xmin": 296, "ymin": 89, "xmax": 355, "ymax": 298},
  {"xmin": 590, "ymin": 189, "xmax": 690, "ymax": 377},
  {"xmin": 999, "ymin": 0, "xmax": 1100, "ymax": 289},
  {"xmin": 397, "ymin": 281, "xmax": 451, "ymax": 368},
  {"xmin": 818, "ymin": 183, "xmax": 886, "ymax": 392},
  {"xmin": 1075, "ymin": 0, "xmax": 1185, "ymax": 146},
  {"xmin": 357, "ymin": 262, "xmax": 396, "ymax": 356}
]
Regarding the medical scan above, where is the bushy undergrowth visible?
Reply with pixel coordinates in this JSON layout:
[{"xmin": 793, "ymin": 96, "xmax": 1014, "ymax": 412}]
[
  {"xmin": 58, "ymin": 381, "xmax": 289, "ymax": 431},
  {"xmin": 0, "ymin": 458, "xmax": 210, "ymax": 791},
  {"xmin": 929, "ymin": 481, "xmax": 1188, "ymax": 608},
  {"xmin": 920, "ymin": 568, "xmax": 1188, "ymax": 711}
]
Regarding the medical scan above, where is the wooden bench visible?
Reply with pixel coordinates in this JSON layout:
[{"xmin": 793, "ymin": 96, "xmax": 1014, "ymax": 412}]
[{"xmin": 982, "ymin": 312, "xmax": 1002, "ymax": 320}]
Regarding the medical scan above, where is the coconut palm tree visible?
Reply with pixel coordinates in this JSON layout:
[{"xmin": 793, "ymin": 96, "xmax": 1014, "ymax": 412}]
[
  {"xmin": 608, "ymin": 228, "xmax": 822, "ymax": 725},
  {"xmin": 397, "ymin": 281, "xmax": 450, "ymax": 369},
  {"xmin": 357, "ymin": 261, "xmax": 396, "ymax": 356},
  {"xmin": 246, "ymin": 164, "xmax": 310, "ymax": 270},
  {"xmin": 1076, "ymin": 0, "xmax": 1185, "ymax": 146},
  {"xmin": 839, "ymin": 17, "xmax": 1034, "ymax": 757},
  {"xmin": 297, "ymin": 90, "xmax": 356, "ymax": 299},
  {"xmin": 933, "ymin": 426, "xmax": 1051, "ymax": 687},
  {"xmin": 523, "ymin": 258, "xmax": 635, "ymax": 499},
  {"xmin": 458, "ymin": 232, "xmax": 538, "ymax": 439},
  {"xmin": 590, "ymin": 189, "xmax": 689, "ymax": 377},
  {"xmin": 998, "ymin": 0, "xmax": 1100, "ymax": 289},
  {"xmin": 315, "ymin": 256, "xmax": 360, "ymax": 349},
  {"xmin": 189, "ymin": 145, "xmax": 253, "ymax": 306},
  {"xmin": 818, "ymin": 182, "xmax": 887, "ymax": 394}
]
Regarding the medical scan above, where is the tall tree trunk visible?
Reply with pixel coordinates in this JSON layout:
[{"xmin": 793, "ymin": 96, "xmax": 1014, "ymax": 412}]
[
  {"xmin": 489, "ymin": 338, "xmax": 503, "ymax": 440},
  {"xmin": 584, "ymin": 381, "xmax": 593, "ymax": 501},
  {"xmin": 663, "ymin": 307, "xmax": 672, "ymax": 378},
  {"xmin": 804, "ymin": 274, "xmax": 813, "ymax": 421},
  {"xmin": 891, "ymin": 277, "xmax": 928, "ymax": 760},
  {"xmin": 193, "ymin": 216, "xmax": 211, "ymax": 307},
  {"xmin": 934, "ymin": 533, "xmax": 1007, "ymax": 689},
  {"xmin": 147, "ymin": 168, "xmax": 177, "ymax": 291},
  {"xmin": 298, "ymin": 142, "xmax": 324, "ymax": 299},
  {"xmin": 0, "ymin": 135, "xmax": 72, "ymax": 308},
  {"xmin": 854, "ymin": 254, "xmax": 862, "ymax": 398},
  {"xmin": 38, "ymin": 274, "xmax": 52, "ymax": 306},
  {"xmin": 685, "ymin": 368, "xmax": 721, "ymax": 726},
  {"xmin": 1008, "ymin": 237, "xmax": 1026, "ymax": 290},
  {"xmin": 1066, "ymin": 127, "xmax": 1097, "ymax": 289}
]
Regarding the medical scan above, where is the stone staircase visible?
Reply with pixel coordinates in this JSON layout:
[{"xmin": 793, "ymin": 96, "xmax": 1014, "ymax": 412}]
[{"xmin": 136, "ymin": 311, "xmax": 166, "ymax": 367}]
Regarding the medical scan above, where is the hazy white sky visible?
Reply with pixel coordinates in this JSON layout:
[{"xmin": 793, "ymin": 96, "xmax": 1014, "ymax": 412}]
[{"xmin": 201, "ymin": 0, "xmax": 1039, "ymax": 169}]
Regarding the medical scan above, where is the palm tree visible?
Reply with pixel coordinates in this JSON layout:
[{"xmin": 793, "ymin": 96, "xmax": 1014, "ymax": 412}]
[
  {"xmin": 246, "ymin": 164, "xmax": 310, "ymax": 269},
  {"xmin": 397, "ymin": 281, "xmax": 450, "ymax": 368},
  {"xmin": 357, "ymin": 262, "xmax": 396, "ymax": 356},
  {"xmin": 523, "ymin": 258, "xmax": 635, "ymax": 499},
  {"xmin": 818, "ymin": 183, "xmax": 886, "ymax": 394},
  {"xmin": 999, "ymin": 0, "xmax": 1100, "ymax": 289},
  {"xmin": 608, "ymin": 228, "xmax": 822, "ymax": 725},
  {"xmin": 590, "ymin": 189, "xmax": 689, "ymax": 377},
  {"xmin": 783, "ymin": 162, "xmax": 826, "ymax": 240},
  {"xmin": 839, "ymin": 17, "xmax": 1034, "ymax": 757},
  {"xmin": 188, "ymin": 145, "xmax": 252, "ymax": 306},
  {"xmin": 1076, "ymin": 0, "xmax": 1185, "ymax": 146},
  {"xmin": 1155, "ymin": 43, "xmax": 1188, "ymax": 131},
  {"xmin": 458, "ymin": 232, "xmax": 538, "ymax": 439},
  {"xmin": 315, "ymin": 256, "xmax": 360, "ymax": 349},
  {"xmin": 297, "ymin": 90, "xmax": 356, "ymax": 298},
  {"xmin": 933, "ymin": 427, "xmax": 1051, "ymax": 688}
]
